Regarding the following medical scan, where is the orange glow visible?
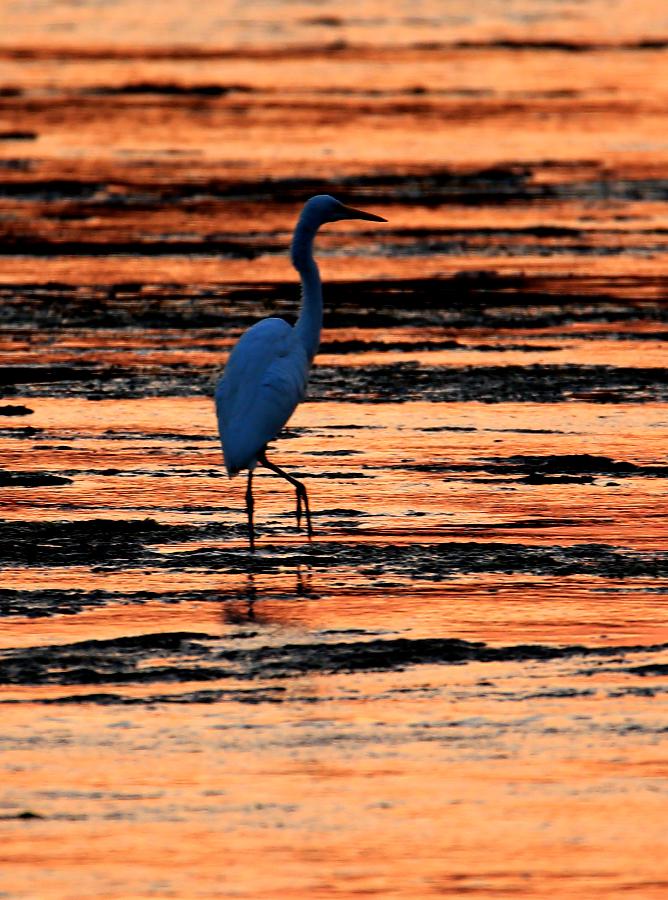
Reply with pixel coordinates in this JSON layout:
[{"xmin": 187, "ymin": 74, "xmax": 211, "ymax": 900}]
[{"xmin": 1, "ymin": 2, "xmax": 668, "ymax": 898}]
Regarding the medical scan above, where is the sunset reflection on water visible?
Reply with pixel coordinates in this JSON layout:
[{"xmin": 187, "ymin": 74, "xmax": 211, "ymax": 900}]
[{"xmin": 1, "ymin": 1, "xmax": 667, "ymax": 898}]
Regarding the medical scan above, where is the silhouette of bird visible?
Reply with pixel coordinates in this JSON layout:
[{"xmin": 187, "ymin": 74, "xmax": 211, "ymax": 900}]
[{"xmin": 215, "ymin": 194, "xmax": 386, "ymax": 551}]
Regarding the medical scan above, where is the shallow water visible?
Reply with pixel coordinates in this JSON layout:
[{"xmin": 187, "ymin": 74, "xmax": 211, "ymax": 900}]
[{"xmin": 1, "ymin": 2, "xmax": 668, "ymax": 898}]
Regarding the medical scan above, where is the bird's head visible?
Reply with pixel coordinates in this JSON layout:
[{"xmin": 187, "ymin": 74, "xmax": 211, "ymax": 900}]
[{"xmin": 300, "ymin": 194, "xmax": 387, "ymax": 227}]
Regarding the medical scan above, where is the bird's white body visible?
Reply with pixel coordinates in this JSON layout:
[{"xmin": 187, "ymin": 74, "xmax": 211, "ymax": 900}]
[
  {"xmin": 214, "ymin": 194, "xmax": 385, "ymax": 549},
  {"xmin": 215, "ymin": 317, "xmax": 309, "ymax": 474}
]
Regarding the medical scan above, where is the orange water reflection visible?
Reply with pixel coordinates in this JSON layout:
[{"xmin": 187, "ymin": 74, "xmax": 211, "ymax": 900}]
[
  {"xmin": 2, "ymin": 660, "xmax": 668, "ymax": 899},
  {"xmin": 2, "ymin": 2, "xmax": 668, "ymax": 897}
]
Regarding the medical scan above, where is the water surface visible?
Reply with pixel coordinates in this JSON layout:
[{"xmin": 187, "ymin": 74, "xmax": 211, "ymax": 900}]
[{"xmin": 1, "ymin": 2, "xmax": 667, "ymax": 897}]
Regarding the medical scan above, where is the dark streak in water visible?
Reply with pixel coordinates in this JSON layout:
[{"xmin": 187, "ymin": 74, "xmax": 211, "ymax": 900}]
[
  {"xmin": 2, "ymin": 166, "xmax": 667, "ymax": 207},
  {"xmin": 0, "ymin": 130, "xmax": 37, "ymax": 141},
  {"xmin": 1, "ymin": 631, "xmax": 667, "ymax": 690},
  {"xmin": 1, "ymin": 278, "xmax": 666, "ymax": 331},
  {"xmin": 1, "ymin": 40, "xmax": 667, "ymax": 62},
  {"xmin": 35, "ymin": 687, "xmax": 288, "ymax": 706},
  {"xmin": 379, "ymin": 454, "xmax": 668, "ymax": 478},
  {"xmin": 2, "ymin": 361, "xmax": 667, "ymax": 403},
  {"xmin": 0, "ymin": 404, "xmax": 33, "ymax": 416},
  {"xmin": 0, "ymin": 519, "xmax": 666, "ymax": 579},
  {"xmin": 86, "ymin": 83, "xmax": 253, "ymax": 97},
  {"xmin": 0, "ymin": 469, "xmax": 72, "ymax": 487},
  {"xmin": 0, "ymin": 237, "xmax": 275, "ymax": 258},
  {"xmin": 312, "ymin": 363, "xmax": 668, "ymax": 404}
]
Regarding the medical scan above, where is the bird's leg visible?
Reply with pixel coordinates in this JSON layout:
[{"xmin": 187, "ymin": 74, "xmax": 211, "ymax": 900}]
[
  {"xmin": 258, "ymin": 451, "xmax": 313, "ymax": 539},
  {"xmin": 299, "ymin": 483, "xmax": 312, "ymax": 538},
  {"xmin": 245, "ymin": 469, "xmax": 255, "ymax": 552}
]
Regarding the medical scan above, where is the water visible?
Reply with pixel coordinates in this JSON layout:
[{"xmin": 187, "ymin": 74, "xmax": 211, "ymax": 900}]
[{"xmin": 1, "ymin": 2, "xmax": 667, "ymax": 897}]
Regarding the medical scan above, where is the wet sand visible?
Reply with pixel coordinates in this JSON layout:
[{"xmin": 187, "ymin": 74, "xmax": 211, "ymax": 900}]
[{"xmin": 1, "ymin": 2, "xmax": 668, "ymax": 898}]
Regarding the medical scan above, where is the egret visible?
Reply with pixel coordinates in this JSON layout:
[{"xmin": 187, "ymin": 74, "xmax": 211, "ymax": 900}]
[{"xmin": 215, "ymin": 194, "xmax": 386, "ymax": 551}]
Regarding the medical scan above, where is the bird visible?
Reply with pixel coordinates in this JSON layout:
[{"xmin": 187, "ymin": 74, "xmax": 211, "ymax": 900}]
[{"xmin": 215, "ymin": 194, "xmax": 386, "ymax": 551}]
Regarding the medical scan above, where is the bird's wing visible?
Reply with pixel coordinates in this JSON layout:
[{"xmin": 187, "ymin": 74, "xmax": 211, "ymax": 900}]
[{"xmin": 215, "ymin": 317, "xmax": 310, "ymax": 473}]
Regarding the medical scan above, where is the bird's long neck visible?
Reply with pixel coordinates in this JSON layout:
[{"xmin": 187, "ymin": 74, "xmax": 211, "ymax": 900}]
[{"xmin": 291, "ymin": 214, "xmax": 323, "ymax": 362}]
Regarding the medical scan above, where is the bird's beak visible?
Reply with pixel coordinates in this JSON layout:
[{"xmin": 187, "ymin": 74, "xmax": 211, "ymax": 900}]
[{"xmin": 339, "ymin": 204, "xmax": 387, "ymax": 223}]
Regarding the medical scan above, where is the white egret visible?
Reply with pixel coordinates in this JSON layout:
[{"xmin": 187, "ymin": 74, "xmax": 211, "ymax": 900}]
[{"xmin": 215, "ymin": 194, "xmax": 386, "ymax": 551}]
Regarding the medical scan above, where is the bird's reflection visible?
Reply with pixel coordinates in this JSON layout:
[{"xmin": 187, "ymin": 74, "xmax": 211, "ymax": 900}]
[
  {"xmin": 222, "ymin": 564, "xmax": 316, "ymax": 626},
  {"xmin": 295, "ymin": 563, "xmax": 316, "ymax": 599}
]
